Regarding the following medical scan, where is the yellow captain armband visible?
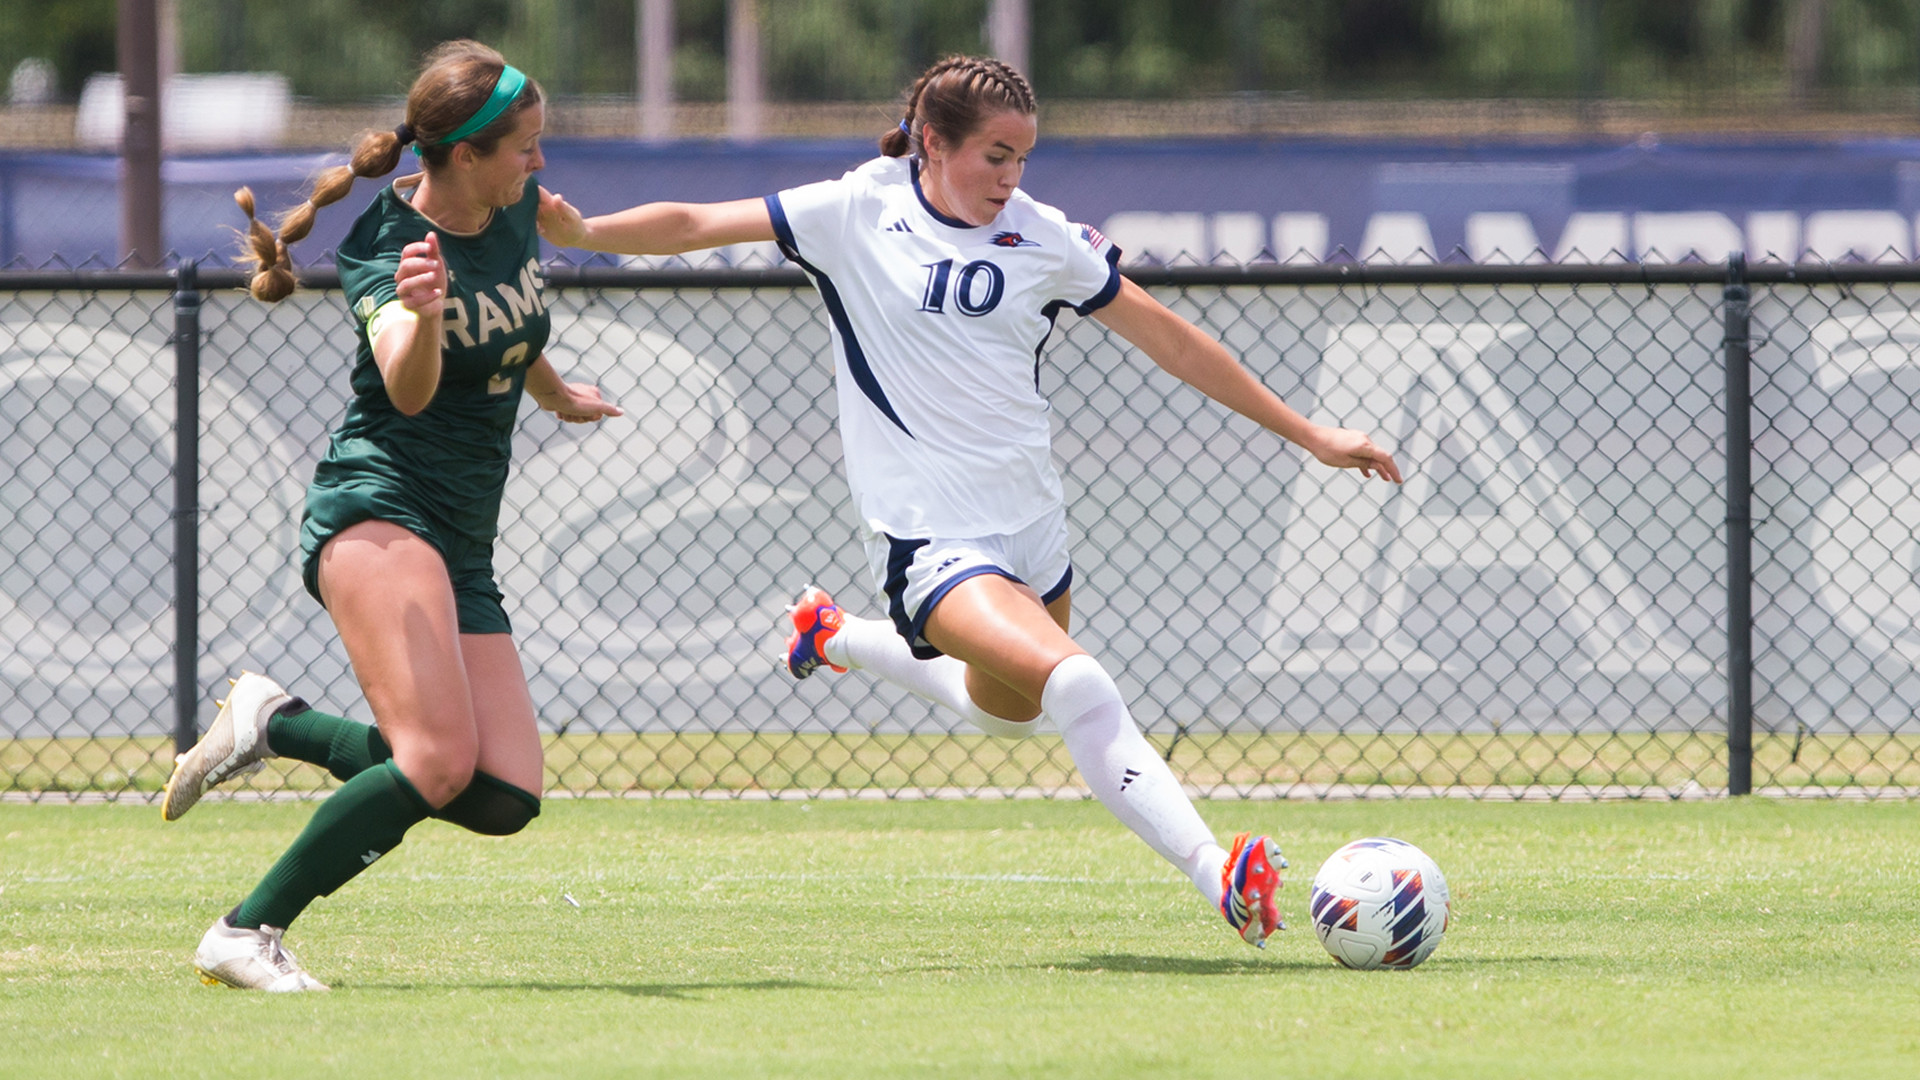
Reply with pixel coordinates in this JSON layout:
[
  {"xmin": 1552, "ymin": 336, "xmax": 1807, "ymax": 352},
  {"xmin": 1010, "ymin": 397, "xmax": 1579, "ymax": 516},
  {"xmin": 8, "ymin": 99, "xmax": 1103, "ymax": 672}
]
[{"xmin": 365, "ymin": 299, "xmax": 420, "ymax": 345}]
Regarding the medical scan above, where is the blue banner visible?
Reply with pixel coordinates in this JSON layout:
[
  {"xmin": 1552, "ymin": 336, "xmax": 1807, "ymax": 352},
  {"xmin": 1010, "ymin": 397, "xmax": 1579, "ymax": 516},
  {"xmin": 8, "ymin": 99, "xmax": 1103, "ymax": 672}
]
[{"xmin": 4, "ymin": 135, "xmax": 1918, "ymax": 266}]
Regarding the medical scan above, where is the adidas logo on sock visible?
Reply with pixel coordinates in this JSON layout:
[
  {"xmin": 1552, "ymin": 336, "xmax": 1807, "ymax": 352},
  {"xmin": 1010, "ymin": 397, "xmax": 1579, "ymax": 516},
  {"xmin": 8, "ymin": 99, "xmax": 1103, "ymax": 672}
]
[
  {"xmin": 1119, "ymin": 767, "xmax": 1141, "ymax": 791},
  {"xmin": 360, "ymin": 850, "xmax": 383, "ymax": 866}
]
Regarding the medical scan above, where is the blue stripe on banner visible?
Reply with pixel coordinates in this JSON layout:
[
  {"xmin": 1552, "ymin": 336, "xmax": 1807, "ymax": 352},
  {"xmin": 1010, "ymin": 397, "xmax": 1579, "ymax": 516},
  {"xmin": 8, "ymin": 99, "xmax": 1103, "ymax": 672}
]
[{"xmin": 766, "ymin": 193, "xmax": 914, "ymax": 438}]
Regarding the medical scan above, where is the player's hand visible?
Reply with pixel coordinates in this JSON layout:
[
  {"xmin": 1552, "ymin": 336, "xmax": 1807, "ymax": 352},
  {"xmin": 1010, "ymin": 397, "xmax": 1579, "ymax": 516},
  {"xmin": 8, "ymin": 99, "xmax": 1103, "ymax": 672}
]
[
  {"xmin": 395, "ymin": 231, "xmax": 447, "ymax": 314},
  {"xmin": 534, "ymin": 380, "xmax": 623, "ymax": 424},
  {"xmin": 537, "ymin": 186, "xmax": 587, "ymax": 247},
  {"xmin": 1309, "ymin": 426, "xmax": 1403, "ymax": 483}
]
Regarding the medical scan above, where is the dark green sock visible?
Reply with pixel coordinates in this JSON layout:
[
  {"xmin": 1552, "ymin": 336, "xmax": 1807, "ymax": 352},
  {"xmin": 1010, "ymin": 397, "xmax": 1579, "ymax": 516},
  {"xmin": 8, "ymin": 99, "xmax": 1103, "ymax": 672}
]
[
  {"xmin": 232, "ymin": 760, "xmax": 432, "ymax": 930},
  {"xmin": 267, "ymin": 707, "xmax": 392, "ymax": 782}
]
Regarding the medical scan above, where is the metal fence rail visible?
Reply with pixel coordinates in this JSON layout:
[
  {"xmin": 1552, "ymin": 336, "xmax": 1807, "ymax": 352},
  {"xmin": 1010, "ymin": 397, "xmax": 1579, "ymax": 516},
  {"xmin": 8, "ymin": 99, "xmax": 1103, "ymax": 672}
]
[{"xmin": 3, "ymin": 260, "xmax": 1918, "ymax": 801}]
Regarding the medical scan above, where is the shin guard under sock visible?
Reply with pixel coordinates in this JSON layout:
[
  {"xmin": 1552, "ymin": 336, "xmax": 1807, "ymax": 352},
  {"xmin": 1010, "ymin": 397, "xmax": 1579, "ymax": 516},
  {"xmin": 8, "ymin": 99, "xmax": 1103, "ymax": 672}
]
[
  {"xmin": 232, "ymin": 760, "xmax": 431, "ymax": 929},
  {"xmin": 266, "ymin": 707, "xmax": 392, "ymax": 782},
  {"xmin": 1042, "ymin": 654, "xmax": 1227, "ymax": 906}
]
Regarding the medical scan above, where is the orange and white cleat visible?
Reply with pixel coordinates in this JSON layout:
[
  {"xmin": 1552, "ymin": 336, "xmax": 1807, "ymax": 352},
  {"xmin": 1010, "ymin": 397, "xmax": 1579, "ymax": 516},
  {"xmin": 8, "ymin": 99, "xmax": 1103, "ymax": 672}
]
[
  {"xmin": 1220, "ymin": 832, "xmax": 1288, "ymax": 948},
  {"xmin": 784, "ymin": 586, "xmax": 847, "ymax": 680}
]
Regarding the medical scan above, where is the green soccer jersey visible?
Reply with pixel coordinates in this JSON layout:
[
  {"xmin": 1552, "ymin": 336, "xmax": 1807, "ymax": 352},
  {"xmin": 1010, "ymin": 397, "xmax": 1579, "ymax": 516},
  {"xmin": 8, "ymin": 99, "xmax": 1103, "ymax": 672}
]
[{"xmin": 316, "ymin": 174, "xmax": 552, "ymax": 545}]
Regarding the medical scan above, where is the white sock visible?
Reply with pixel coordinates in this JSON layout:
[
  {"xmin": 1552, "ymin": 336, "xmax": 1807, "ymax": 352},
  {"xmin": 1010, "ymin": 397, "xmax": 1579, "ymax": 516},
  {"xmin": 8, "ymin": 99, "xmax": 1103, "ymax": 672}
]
[
  {"xmin": 825, "ymin": 615, "xmax": 1037, "ymax": 737},
  {"xmin": 1042, "ymin": 654, "xmax": 1227, "ymax": 907}
]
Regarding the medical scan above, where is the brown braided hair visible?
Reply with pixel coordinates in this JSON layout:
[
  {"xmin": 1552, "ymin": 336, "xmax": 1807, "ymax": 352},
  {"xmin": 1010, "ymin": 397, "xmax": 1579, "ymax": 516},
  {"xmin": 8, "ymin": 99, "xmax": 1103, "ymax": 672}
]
[
  {"xmin": 234, "ymin": 40, "xmax": 544, "ymax": 302},
  {"xmin": 880, "ymin": 55, "xmax": 1036, "ymax": 160}
]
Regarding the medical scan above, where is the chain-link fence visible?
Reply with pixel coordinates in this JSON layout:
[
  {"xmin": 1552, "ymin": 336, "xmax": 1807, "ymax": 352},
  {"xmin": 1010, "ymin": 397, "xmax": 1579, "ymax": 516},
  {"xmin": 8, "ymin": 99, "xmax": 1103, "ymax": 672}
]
[{"xmin": 3, "ymin": 259, "xmax": 1918, "ymax": 802}]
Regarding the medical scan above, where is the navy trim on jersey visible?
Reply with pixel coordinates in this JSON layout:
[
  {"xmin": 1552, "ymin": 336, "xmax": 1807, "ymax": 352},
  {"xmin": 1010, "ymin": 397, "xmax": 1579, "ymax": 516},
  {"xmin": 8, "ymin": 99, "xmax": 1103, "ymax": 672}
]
[
  {"xmin": 909, "ymin": 158, "xmax": 980, "ymax": 230},
  {"xmin": 1073, "ymin": 247, "xmax": 1125, "ymax": 316},
  {"xmin": 1033, "ymin": 299, "xmax": 1067, "ymax": 391},
  {"xmin": 764, "ymin": 193, "xmax": 800, "ymax": 259},
  {"xmin": 765, "ymin": 192, "xmax": 915, "ymax": 439},
  {"xmin": 1034, "ymin": 242, "xmax": 1125, "ymax": 384}
]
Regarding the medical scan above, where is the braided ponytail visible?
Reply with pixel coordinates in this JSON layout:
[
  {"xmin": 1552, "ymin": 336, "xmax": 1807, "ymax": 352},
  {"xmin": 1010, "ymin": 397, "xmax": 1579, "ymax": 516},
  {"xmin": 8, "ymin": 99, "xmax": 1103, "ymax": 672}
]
[
  {"xmin": 235, "ymin": 127, "xmax": 406, "ymax": 301},
  {"xmin": 235, "ymin": 40, "xmax": 542, "ymax": 302},
  {"xmin": 880, "ymin": 55, "xmax": 1035, "ymax": 159}
]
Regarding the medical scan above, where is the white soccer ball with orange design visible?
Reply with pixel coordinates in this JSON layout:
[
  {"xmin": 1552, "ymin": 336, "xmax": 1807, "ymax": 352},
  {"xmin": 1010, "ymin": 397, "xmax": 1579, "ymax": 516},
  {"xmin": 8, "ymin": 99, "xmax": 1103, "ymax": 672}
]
[{"xmin": 1309, "ymin": 837, "xmax": 1451, "ymax": 970}]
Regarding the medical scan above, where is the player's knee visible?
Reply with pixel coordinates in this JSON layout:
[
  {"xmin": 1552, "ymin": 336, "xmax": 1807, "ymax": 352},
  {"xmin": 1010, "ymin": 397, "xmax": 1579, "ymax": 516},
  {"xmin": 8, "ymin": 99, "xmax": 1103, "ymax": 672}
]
[
  {"xmin": 404, "ymin": 752, "xmax": 478, "ymax": 808},
  {"xmin": 416, "ymin": 743, "xmax": 480, "ymax": 803},
  {"xmin": 966, "ymin": 707, "xmax": 1041, "ymax": 738},
  {"xmin": 433, "ymin": 770, "xmax": 542, "ymax": 836},
  {"xmin": 1039, "ymin": 653, "xmax": 1122, "ymax": 730},
  {"xmin": 1042, "ymin": 653, "xmax": 1115, "ymax": 699}
]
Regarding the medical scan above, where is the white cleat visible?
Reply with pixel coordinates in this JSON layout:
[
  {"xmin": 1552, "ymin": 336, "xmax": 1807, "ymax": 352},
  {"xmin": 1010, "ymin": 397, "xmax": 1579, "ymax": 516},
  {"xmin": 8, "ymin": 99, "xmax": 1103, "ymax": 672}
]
[
  {"xmin": 161, "ymin": 671, "xmax": 293, "ymax": 822},
  {"xmin": 193, "ymin": 916, "xmax": 329, "ymax": 992}
]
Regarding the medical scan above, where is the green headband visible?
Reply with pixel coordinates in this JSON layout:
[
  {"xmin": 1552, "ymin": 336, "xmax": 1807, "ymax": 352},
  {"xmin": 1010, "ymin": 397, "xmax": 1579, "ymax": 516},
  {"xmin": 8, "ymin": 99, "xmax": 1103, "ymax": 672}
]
[{"xmin": 414, "ymin": 64, "xmax": 527, "ymax": 156}]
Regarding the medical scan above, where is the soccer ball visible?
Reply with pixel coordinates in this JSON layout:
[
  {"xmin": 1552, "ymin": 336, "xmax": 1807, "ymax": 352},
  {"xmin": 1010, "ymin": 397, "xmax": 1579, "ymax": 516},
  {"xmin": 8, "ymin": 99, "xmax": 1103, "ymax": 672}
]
[{"xmin": 1308, "ymin": 837, "xmax": 1451, "ymax": 970}]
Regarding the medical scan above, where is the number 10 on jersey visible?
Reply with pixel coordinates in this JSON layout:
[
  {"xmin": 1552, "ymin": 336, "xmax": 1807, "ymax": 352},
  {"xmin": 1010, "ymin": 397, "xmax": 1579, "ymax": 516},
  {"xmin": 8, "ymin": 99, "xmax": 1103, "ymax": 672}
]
[{"xmin": 918, "ymin": 259, "xmax": 1004, "ymax": 316}]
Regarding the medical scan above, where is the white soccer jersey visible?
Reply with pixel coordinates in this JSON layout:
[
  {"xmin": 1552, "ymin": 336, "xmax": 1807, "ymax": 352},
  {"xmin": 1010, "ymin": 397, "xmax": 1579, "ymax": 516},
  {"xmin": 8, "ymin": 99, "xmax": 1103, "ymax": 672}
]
[{"xmin": 767, "ymin": 155, "xmax": 1122, "ymax": 538}]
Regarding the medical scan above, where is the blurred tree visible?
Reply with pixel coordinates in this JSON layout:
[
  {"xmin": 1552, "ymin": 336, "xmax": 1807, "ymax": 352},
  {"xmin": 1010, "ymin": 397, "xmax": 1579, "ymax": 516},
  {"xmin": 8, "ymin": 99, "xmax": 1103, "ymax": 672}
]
[
  {"xmin": 756, "ymin": 0, "xmax": 987, "ymax": 102},
  {"xmin": 172, "ymin": 0, "xmax": 514, "ymax": 98},
  {"xmin": 1434, "ymin": 0, "xmax": 1580, "ymax": 95},
  {"xmin": 672, "ymin": 0, "xmax": 728, "ymax": 100},
  {"xmin": 1032, "ymin": 0, "xmax": 1240, "ymax": 97},
  {"xmin": 1825, "ymin": 0, "xmax": 1919, "ymax": 90},
  {"xmin": 4, "ymin": 0, "xmax": 1918, "ymax": 106},
  {"xmin": 0, "ymin": 0, "xmax": 117, "ymax": 98}
]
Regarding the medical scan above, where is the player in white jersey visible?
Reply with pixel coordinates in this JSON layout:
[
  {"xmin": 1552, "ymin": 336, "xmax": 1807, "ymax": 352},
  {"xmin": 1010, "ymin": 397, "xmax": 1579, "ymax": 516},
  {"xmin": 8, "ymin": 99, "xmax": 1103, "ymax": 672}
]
[
  {"xmin": 539, "ymin": 55, "xmax": 1402, "ymax": 950},
  {"xmin": 761, "ymin": 151, "xmax": 1120, "ymax": 540}
]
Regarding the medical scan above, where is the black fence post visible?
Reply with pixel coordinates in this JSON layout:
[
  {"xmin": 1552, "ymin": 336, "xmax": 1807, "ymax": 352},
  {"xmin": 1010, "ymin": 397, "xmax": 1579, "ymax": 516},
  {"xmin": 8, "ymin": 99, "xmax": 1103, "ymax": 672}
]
[
  {"xmin": 1724, "ymin": 254, "xmax": 1753, "ymax": 796},
  {"xmin": 173, "ymin": 261, "xmax": 201, "ymax": 755}
]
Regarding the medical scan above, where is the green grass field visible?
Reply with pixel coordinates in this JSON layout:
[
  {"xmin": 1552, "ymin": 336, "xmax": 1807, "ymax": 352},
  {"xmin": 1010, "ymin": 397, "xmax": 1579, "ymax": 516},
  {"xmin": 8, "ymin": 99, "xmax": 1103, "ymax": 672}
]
[{"xmin": 3, "ymin": 797, "xmax": 1916, "ymax": 1079}]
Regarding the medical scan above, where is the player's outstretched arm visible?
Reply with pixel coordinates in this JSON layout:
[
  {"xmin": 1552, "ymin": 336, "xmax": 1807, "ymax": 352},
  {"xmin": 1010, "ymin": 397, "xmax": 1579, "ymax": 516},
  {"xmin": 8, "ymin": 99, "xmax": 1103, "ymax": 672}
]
[
  {"xmin": 537, "ymin": 188, "xmax": 776, "ymax": 256},
  {"xmin": 1093, "ymin": 277, "xmax": 1403, "ymax": 483}
]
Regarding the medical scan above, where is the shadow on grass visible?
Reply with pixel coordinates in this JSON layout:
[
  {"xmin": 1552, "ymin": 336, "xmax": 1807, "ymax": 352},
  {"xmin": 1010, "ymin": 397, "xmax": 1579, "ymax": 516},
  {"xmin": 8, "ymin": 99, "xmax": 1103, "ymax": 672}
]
[
  {"xmin": 1040, "ymin": 953, "xmax": 1324, "ymax": 975},
  {"xmin": 352, "ymin": 978, "xmax": 836, "ymax": 999},
  {"xmin": 1046, "ymin": 953, "xmax": 1582, "ymax": 977}
]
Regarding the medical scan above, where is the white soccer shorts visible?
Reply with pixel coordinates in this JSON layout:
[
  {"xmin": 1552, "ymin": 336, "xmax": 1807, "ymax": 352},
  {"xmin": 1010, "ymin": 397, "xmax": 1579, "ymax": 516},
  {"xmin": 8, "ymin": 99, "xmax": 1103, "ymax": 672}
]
[{"xmin": 863, "ymin": 505, "xmax": 1073, "ymax": 660}]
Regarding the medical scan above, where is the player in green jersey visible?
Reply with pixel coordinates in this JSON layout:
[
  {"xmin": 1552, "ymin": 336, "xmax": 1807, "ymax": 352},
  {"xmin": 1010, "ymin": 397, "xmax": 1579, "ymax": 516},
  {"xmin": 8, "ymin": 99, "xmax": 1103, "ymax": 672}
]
[{"xmin": 161, "ymin": 41, "xmax": 619, "ymax": 992}]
